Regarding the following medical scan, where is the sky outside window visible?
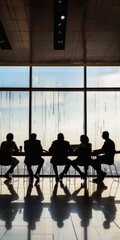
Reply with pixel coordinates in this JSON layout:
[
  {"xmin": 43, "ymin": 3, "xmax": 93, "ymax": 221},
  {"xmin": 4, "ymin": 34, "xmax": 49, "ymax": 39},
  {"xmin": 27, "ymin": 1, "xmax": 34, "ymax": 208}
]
[
  {"xmin": 32, "ymin": 66, "xmax": 83, "ymax": 88},
  {"xmin": 87, "ymin": 66, "xmax": 120, "ymax": 87},
  {"xmin": 0, "ymin": 66, "xmax": 29, "ymax": 87}
]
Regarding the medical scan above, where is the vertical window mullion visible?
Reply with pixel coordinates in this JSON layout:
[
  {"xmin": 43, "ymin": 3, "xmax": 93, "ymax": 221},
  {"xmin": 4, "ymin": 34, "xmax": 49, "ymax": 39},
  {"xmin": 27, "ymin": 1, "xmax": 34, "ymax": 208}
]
[
  {"xmin": 84, "ymin": 65, "xmax": 87, "ymax": 135},
  {"xmin": 29, "ymin": 66, "xmax": 32, "ymax": 137}
]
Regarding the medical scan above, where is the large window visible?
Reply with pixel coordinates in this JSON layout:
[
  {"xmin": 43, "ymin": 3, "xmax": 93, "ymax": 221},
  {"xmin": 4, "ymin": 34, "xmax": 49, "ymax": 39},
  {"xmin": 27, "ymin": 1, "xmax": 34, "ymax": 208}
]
[{"xmin": 0, "ymin": 65, "xmax": 120, "ymax": 175}]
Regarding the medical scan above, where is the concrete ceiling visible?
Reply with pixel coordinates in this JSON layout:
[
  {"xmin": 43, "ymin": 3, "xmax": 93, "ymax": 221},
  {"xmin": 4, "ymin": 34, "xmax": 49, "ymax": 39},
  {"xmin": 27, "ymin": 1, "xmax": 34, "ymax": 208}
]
[{"xmin": 0, "ymin": 0, "xmax": 120, "ymax": 66}]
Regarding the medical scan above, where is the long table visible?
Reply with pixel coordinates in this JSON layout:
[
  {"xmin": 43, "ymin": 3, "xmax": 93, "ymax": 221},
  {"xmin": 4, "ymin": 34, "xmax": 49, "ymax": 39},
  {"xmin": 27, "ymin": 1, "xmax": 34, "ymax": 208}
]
[{"xmin": 6, "ymin": 150, "xmax": 120, "ymax": 178}]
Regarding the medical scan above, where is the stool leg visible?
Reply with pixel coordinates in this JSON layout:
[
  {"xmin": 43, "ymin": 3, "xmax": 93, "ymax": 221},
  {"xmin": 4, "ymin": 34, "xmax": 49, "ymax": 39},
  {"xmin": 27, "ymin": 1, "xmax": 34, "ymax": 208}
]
[
  {"xmin": 109, "ymin": 164, "xmax": 119, "ymax": 182},
  {"xmin": 40, "ymin": 167, "xmax": 44, "ymax": 182},
  {"xmin": 50, "ymin": 165, "xmax": 53, "ymax": 182}
]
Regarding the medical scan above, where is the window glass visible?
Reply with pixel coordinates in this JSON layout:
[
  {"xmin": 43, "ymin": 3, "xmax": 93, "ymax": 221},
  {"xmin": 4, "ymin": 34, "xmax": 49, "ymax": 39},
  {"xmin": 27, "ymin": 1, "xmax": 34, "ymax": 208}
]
[
  {"xmin": 0, "ymin": 66, "xmax": 29, "ymax": 87},
  {"xmin": 0, "ymin": 91, "xmax": 29, "ymax": 147},
  {"xmin": 32, "ymin": 92, "xmax": 84, "ymax": 150},
  {"xmin": 87, "ymin": 92, "xmax": 120, "ymax": 174},
  {"xmin": 32, "ymin": 66, "xmax": 83, "ymax": 88},
  {"xmin": 87, "ymin": 66, "xmax": 120, "ymax": 87}
]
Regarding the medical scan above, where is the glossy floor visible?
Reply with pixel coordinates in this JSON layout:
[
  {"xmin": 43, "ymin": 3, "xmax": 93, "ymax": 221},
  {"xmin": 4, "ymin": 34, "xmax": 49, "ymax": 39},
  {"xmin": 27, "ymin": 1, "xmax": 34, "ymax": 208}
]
[{"xmin": 0, "ymin": 176, "xmax": 120, "ymax": 240}]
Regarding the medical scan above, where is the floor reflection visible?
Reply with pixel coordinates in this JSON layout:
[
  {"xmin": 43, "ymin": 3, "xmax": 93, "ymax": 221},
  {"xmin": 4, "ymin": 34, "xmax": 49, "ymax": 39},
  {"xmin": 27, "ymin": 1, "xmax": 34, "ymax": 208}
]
[{"xmin": 0, "ymin": 177, "xmax": 119, "ymax": 240}]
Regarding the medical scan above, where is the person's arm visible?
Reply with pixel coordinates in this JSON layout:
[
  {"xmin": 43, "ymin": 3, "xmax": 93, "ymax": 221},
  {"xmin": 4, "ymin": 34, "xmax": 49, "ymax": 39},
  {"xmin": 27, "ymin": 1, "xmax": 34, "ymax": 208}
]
[
  {"xmin": 13, "ymin": 142, "xmax": 19, "ymax": 153},
  {"xmin": 49, "ymin": 142, "xmax": 54, "ymax": 154},
  {"xmin": 92, "ymin": 149, "xmax": 103, "ymax": 156},
  {"xmin": 74, "ymin": 144, "xmax": 82, "ymax": 155},
  {"xmin": 68, "ymin": 143, "xmax": 74, "ymax": 154}
]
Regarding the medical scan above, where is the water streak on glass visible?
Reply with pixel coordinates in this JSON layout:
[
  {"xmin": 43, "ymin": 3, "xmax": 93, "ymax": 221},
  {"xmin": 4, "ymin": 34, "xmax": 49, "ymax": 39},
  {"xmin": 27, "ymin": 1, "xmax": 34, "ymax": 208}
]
[
  {"xmin": 32, "ymin": 92, "xmax": 84, "ymax": 150},
  {"xmin": 0, "ymin": 91, "xmax": 29, "ymax": 147}
]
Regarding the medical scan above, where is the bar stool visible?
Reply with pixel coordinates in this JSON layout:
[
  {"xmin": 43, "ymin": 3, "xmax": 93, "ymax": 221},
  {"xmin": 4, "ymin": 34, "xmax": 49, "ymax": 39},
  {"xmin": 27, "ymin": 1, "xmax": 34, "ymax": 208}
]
[
  {"xmin": 108, "ymin": 163, "xmax": 119, "ymax": 182},
  {"xmin": 23, "ymin": 164, "xmax": 44, "ymax": 181},
  {"xmin": 0, "ymin": 164, "xmax": 19, "ymax": 176},
  {"xmin": 50, "ymin": 164, "xmax": 71, "ymax": 182}
]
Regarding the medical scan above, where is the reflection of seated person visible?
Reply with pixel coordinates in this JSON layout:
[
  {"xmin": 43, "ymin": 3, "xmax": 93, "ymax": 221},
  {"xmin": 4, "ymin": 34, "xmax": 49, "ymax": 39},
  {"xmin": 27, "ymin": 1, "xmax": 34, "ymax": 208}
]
[
  {"xmin": 0, "ymin": 133, "xmax": 19, "ymax": 180},
  {"xmin": 49, "ymin": 181, "xmax": 71, "ymax": 228},
  {"xmin": 92, "ymin": 185, "xmax": 117, "ymax": 229},
  {"xmin": 0, "ymin": 180, "xmax": 19, "ymax": 230},
  {"xmin": 23, "ymin": 183, "xmax": 44, "ymax": 230},
  {"xmin": 71, "ymin": 186, "xmax": 93, "ymax": 227},
  {"xmin": 92, "ymin": 131, "xmax": 115, "ymax": 183},
  {"xmin": 71, "ymin": 135, "xmax": 92, "ymax": 179},
  {"xmin": 24, "ymin": 133, "xmax": 44, "ymax": 183},
  {"xmin": 49, "ymin": 133, "xmax": 73, "ymax": 181}
]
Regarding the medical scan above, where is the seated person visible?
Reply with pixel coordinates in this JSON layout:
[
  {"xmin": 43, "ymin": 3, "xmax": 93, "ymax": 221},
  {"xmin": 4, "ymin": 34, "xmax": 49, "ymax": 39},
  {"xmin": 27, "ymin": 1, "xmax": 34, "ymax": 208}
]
[
  {"xmin": 92, "ymin": 131, "xmax": 115, "ymax": 183},
  {"xmin": 24, "ymin": 133, "xmax": 44, "ymax": 182},
  {"xmin": 0, "ymin": 133, "xmax": 19, "ymax": 179},
  {"xmin": 49, "ymin": 133, "xmax": 74, "ymax": 181},
  {"xmin": 71, "ymin": 135, "xmax": 92, "ymax": 178}
]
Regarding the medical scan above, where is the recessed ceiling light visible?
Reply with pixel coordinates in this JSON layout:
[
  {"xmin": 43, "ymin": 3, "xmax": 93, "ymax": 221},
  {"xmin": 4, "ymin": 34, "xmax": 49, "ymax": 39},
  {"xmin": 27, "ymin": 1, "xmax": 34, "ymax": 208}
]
[
  {"xmin": 61, "ymin": 15, "xmax": 65, "ymax": 20},
  {"xmin": 58, "ymin": 40, "xmax": 63, "ymax": 44}
]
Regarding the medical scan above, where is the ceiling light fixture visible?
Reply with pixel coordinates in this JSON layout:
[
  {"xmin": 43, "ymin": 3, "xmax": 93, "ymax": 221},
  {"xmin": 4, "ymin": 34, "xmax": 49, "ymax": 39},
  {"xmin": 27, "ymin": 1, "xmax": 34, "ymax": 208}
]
[
  {"xmin": 54, "ymin": 0, "xmax": 68, "ymax": 50},
  {"xmin": 61, "ymin": 15, "xmax": 65, "ymax": 20}
]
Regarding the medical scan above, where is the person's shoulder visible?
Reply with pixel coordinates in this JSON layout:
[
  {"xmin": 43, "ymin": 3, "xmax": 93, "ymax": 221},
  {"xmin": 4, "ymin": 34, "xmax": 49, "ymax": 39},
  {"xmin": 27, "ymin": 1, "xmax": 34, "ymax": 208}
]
[
  {"xmin": 52, "ymin": 140, "xmax": 57, "ymax": 144},
  {"xmin": 109, "ymin": 138, "xmax": 115, "ymax": 144},
  {"xmin": 64, "ymin": 140, "xmax": 70, "ymax": 145},
  {"xmin": 36, "ymin": 139, "xmax": 41, "ymax": 144},
  {"xmin": 24, "ymin": 139, "xmax": 29, "ymax": 143},
  {"xmin": 88, "ymin": 142, "xmax": 92, "ymax": 147},
  {"xmin": 1, "ymin": 141, "xmax": 6, "ymax": 144}
]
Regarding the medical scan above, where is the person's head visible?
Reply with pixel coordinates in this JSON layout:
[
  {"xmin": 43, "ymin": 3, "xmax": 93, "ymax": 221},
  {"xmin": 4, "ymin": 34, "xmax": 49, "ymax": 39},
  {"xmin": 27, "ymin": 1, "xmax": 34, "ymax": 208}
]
[
  {"xmin": 28, "ymin": 221, "xmax": 36, "ymax": 230},
  {"xmin": 57, "ymin": 220, "xmax": 64, "ymax": 228},
  {"xmin": 102, "ymin": 131, "xmax": 109, "ymax": 140},
  {"xmin": 30, "ymin": 133, "xmax": 37, "ymax": 140},
  {"xmin": 6, "ymin": 133, "xmax": 14, "ymax": 141},
  {"xmin": 81, "ymin": 219, "xmax": 89, "ymax": 227},
  {"xmin": 57, "ymin": 133, "xmax": 64, "ymax": 141},
  {"xmin": 5, "ymin": 220, "xmax": 12, "ymax": 230},
  {"xmin": 103, "ymin": 220, "xmax": 110, "ymax": 229},
  {"xmin": 80, "ymin": 135, "xmax": 89, "ymax": 144}
]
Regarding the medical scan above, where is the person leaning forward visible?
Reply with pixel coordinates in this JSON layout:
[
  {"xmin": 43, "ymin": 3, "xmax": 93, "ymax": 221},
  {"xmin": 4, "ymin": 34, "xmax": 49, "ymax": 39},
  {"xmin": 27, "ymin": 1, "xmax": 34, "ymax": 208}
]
[
  {"xmin": 24, "ymin": 133, "xmax": 44, "ymax": 183},
  {"xmin": 49, "ymin": 133, "xmax": 74, "ymax": 181},
  {"xmin": 0, "ymin": 133, "xmax": 19, "ymax": 180}
]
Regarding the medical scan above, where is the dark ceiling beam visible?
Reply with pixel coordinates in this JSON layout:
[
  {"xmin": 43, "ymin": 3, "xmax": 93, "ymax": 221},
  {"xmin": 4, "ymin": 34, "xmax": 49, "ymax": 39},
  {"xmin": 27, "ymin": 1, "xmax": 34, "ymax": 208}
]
[{"xmin": 0, "ymin": 21, "xmax": 11, "ymax": 50}]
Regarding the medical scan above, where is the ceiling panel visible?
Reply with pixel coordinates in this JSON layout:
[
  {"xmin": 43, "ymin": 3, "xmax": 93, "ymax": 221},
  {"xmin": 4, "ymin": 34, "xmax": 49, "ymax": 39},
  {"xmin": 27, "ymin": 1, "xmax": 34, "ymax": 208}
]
[{"xmin": 0, "ymin": 0, "xmax": 120, "ymax": 65}]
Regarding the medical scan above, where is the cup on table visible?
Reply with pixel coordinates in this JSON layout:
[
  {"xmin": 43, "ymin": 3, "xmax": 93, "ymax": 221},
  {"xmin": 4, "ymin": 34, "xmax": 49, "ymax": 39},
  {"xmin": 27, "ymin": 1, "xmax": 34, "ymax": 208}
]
[{"xmin": 19, "ymin": 146, "xmax": 22, "ymax": 152}]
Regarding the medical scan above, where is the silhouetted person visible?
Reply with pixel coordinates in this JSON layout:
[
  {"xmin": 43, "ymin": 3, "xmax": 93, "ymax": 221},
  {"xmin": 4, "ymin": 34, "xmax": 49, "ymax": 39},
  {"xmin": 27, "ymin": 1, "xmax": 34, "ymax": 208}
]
[
  {"xmin": 0, "ymin": 180, "xmax": 19, "ymax": 230},
  {"xmin": 49, "ymin": 133, "xmax": 73, "ymax": 181},
  {"xmin": 92, "ymin": 185, "xmax": 117, "ymax": 229},
  {"xmin": 49, "ymin": 181, "xmax": 71, "ymax": 228},
  {"xmin": 23, "ymin": 183, "xmax": 44, "ymax": 230},
  {"xmin": 0, "ymin": 133, "xmax": 19, "ymax": 179},
  {"xmin": 92, "ymin": 131, "xmax": 115, "ymax": 183},
  {"xmin": 24, "ymin": 133, "xmax": 44, "ymax": 183},
  {"xmin": 71, "ymin": 135, "xmax": 92, "ymax": 179},
  {"xmin": 71, "ymin": 186, "xmax": 93, "ymax": 227}
]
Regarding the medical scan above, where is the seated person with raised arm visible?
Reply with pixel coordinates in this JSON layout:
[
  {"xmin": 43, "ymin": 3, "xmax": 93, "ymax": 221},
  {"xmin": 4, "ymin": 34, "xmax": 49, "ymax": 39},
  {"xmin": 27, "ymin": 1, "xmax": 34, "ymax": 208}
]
[
  {"xmin": 92, "ymin": 131, "xmax": 115, "ymax": 183},
  {"xmin": 24, "ymin": 133, "xmax": 44, "ymax": 183},
  {"xmin": 49, "ymin": 133, "xmax": 75, "ymax": 181},
  {"xmin": 0, "ymin": 133, "xmax": 19, "ymax": 180}
]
